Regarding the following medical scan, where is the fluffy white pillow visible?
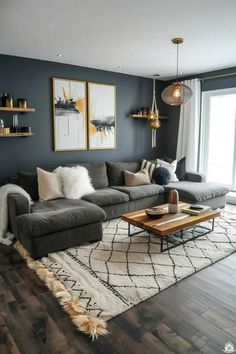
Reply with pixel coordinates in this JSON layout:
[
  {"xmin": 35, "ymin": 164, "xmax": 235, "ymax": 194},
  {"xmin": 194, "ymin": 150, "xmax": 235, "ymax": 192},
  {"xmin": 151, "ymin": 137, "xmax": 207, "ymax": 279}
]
[
  {"xmin": 55, "ymin": 166, "xmax": 95, "ymax": 199},
  {"xmin": 156, "ymin": 159, "xmax": 179, "ymax": 182}
]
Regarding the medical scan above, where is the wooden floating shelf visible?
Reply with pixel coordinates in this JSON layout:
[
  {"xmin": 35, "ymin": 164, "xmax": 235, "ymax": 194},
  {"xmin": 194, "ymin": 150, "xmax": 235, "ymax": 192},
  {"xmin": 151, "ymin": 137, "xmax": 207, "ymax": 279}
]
[
  {"xmin": 129, "ymin": 114, "xmax": 169, "ymax": 120},
  {"xmin": 0, "ymin": 132, "xmax": 34, "ymax": 138},
  {"xmin": 0, "ymin": 107, "xmax": 35, "ymax": 113}
]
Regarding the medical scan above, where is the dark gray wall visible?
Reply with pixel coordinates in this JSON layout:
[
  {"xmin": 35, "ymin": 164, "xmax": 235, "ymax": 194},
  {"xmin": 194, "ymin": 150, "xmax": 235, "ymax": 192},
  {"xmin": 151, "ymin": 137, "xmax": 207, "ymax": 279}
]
[
  {"xmin": 0, "ymin": 54, "xmax": 165, "ymax": 184},
  {"xmin": 157, "ymin": 67, "xmax": 236, "ymax": 159}
]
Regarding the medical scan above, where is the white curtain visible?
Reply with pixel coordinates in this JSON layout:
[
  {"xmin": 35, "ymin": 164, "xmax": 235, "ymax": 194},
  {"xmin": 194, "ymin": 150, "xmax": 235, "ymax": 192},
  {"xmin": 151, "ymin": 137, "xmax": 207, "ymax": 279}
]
[{"xmin": 176, "ymin": 78, "xmax": 201, "ymax": 171}]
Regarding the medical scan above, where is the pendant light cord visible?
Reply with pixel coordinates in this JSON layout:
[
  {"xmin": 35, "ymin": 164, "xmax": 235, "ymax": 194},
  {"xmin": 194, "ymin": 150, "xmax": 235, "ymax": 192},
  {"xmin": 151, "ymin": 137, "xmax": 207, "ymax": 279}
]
[
  {"xmin": 176, "ymin": 43, "xmax": 179, "ymax": 82},
  {"xmin": 151, "ymin": 76, "xmax": 158, "ymax": 113}
]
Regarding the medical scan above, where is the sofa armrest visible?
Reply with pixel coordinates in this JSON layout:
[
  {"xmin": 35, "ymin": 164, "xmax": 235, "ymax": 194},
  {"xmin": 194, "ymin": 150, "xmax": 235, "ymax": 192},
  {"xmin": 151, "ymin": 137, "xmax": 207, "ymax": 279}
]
[
  {"xmin": 8, "ymin": 193, "xmax": 30, "ymax": 234},
  {"xmin": 185, "ymin": 172, "xmax": 206, "ymax": 183}
]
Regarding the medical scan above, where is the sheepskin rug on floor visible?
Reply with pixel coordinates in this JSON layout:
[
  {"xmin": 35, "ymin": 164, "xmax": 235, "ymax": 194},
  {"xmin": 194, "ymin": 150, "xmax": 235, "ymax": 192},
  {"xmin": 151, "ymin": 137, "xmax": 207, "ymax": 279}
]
[{"xmin": 15, "ymin": 212, "xmax": 236, "ymax": 338}]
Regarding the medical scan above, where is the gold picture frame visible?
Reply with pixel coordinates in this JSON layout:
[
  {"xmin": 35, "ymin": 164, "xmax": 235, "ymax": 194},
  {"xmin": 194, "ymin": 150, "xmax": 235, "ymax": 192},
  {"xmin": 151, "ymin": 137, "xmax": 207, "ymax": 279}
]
[
  {"xmin": 88, "ymin": 82, "xmax": 116, "ymax": 150},
  {"xmin": 52, "ymin": 77, "xmax": 87, "ymax": 151}
]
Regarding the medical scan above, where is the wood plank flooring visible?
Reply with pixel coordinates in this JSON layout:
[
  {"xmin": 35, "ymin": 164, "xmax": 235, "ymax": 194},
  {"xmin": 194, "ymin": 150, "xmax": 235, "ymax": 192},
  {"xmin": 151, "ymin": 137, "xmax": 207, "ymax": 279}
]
[{"xmin": 0, "ymin": 207, "xmax": 236, "ymax": 353}]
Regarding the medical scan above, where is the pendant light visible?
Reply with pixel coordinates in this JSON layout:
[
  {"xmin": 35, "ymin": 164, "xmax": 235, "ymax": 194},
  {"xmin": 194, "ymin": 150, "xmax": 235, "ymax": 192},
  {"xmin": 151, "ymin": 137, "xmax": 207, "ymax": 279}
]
[
  {"xmin": 161, "ymin": 38, "xmax": 192, "ymax": 106},
  {"xmin": 148, "ymin": 75, "xmax": 160, "ymax": 148}
]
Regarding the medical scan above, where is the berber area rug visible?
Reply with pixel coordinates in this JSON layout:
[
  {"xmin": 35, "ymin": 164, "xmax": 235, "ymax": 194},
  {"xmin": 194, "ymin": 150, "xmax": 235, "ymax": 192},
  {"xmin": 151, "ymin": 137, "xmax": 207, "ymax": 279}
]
[{"xmin": 15, "ymin": 212, "xmax": 236, "ymax": 339}]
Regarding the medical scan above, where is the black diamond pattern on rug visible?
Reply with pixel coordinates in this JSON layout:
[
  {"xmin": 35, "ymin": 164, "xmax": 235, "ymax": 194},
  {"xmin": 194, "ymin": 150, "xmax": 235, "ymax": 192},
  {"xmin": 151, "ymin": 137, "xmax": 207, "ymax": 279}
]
[{"xmin": 41, "ymin": 213, "xmax": 236, "ymax": 320}]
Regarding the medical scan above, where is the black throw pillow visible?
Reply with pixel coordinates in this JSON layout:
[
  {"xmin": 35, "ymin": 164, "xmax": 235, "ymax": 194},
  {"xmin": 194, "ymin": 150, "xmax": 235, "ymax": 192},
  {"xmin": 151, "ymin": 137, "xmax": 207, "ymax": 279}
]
[
  {"xmin": 176, "ymin": 157, "xmax": 186, "ymax": 181},
  {"xmin": 152, "ymin": 167, "xmax": 171, "ymax": 185},
  {"xmin": 18, "ymin": 171, "xmax": 39, "ymax": 201},
  {"xmin": 164, "ymin": 156, "xmax": 186, "ymax": 181}
]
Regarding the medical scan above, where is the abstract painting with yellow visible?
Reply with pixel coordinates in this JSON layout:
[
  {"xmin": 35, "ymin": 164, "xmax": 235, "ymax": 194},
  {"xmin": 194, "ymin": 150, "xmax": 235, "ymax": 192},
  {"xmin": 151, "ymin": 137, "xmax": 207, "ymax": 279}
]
[
  {"xmin": 88, "ymin": 82, "xmax": 116, "ymax": 150},
  {"xmin": 53, "ymin": 78, "xmax": 87, "ymax": 151}
]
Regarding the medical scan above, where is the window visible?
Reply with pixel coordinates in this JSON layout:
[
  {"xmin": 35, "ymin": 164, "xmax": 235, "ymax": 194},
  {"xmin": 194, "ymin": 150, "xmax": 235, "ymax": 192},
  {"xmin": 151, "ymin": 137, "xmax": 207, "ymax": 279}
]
[{"xmin": 199, "ymin": 88, "xmax": 236, "ymax": 190}]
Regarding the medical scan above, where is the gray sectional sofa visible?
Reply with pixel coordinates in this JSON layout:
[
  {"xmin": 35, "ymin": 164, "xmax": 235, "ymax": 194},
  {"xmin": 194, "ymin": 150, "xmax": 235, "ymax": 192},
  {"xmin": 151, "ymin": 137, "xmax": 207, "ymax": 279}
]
[{"xmin": 8, "ymin": 161, "xmax": 228, "ymax": 259}]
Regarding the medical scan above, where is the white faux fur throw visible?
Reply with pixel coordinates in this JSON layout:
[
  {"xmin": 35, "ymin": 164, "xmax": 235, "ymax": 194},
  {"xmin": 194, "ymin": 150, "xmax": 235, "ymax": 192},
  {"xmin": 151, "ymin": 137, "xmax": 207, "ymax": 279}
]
[{"xmin": 0, "ymin": 184, "xmax": 31, "ymax": 245}]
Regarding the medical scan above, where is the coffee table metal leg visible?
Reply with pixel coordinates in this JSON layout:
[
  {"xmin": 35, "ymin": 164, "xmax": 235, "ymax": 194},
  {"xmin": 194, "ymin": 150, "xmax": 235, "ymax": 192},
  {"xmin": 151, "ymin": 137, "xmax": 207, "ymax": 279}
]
[
  {"xmin": 128, "ymin": 223, "xmax": 144, "ymax": 237},
  {"xmin": 160, "ymin": 238, "xmax": 164, "ymax": 253},
  {"xmin": 212, "ymin": 217, "xmax": 215, "ymax": 231},
  {"xmin": 160, "ymin": 217, "xmax": 216, "ymax": 252}
]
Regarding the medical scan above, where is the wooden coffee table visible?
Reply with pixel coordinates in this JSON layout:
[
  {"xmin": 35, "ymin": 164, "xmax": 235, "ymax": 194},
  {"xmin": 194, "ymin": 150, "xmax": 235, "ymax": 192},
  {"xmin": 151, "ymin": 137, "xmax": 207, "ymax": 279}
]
[{"xmin": 121, "ymin": 203, "xmax": 220, "ymax": 252}]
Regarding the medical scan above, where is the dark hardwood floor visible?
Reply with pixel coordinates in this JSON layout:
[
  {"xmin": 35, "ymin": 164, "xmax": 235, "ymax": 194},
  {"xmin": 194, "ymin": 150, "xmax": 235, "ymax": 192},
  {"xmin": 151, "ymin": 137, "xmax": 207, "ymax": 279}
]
[{"xmin": 1, "ymin": 206, "xmax": 236, "ymax": 354}]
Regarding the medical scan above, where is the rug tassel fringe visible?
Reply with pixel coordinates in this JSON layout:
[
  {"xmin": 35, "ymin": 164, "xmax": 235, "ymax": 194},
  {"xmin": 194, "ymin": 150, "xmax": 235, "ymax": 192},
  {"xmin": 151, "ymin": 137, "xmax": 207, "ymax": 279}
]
[{"xmin": 14, "ymin": 241, "xmax": 109, "ymax": 339}]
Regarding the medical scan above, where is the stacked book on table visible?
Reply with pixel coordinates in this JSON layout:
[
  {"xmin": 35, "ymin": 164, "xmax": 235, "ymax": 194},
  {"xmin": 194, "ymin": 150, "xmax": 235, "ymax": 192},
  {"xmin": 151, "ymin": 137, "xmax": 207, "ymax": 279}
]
[{"xmin": 181, "ymin": 204, "xmax": 212, "ymax": 215}]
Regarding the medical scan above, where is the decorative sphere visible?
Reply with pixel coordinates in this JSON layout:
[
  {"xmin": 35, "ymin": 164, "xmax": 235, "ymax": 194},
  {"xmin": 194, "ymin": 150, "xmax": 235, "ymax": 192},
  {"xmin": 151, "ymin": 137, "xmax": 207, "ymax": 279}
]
[
  {"xmin": 149, "ymin": 118, "xmax": 161, "ymax": 129},
  {"xmin": 152, "ymin": 166, "xmax": 171, "ymax": 185}
]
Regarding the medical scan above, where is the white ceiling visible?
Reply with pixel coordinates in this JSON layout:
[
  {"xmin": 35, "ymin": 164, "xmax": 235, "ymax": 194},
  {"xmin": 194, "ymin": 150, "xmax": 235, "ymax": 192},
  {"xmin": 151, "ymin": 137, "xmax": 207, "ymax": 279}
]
[{"xmin": 1, "ymin": 0, "xmax": 236, "ymax": 79}]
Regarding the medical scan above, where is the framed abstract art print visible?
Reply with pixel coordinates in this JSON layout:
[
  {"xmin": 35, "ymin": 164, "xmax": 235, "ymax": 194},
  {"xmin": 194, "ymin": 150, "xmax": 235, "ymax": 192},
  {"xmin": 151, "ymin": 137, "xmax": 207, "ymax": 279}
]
[
  {"xmin": 53, "ymin": 78, "xmax": 87, "ymax": 151},
  {"xmin": 88, "ymin": 82, "xmax": 116, "ymax": 150}
]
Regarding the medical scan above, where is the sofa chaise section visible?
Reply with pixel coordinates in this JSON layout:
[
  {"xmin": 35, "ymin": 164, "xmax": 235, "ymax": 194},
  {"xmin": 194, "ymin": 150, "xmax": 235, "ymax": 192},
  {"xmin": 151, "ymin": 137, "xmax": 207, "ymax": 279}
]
[
  {"xmin": 15, "ymin": 198, "xmax": 106, "ymax": 259},
  {"xmin": 164, "ymin": 181, "xmax": 228, "ymax": 208}
]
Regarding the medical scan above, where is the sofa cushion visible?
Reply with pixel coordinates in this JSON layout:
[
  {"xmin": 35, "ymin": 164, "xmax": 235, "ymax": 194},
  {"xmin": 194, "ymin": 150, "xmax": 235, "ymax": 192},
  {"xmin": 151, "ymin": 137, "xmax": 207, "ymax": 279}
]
[
  {"xmin": 111, "ymin": 184, "xmax": 164, "ymax": 201},
  {"xmin": 82, "ymin": 188, "xmax": 129, "ymax": 206},
  {"xmin": 18, "ymin": 199, "xmax": 105, "ymax": 239},
  {"xmin": 106, "ymin": 161, "xmax": 141, "ymax": 186},
  {"xmin": 164, "ymin": 182, "xmax": 229, "ymax": 202},
  {"xmin": 31, "ymin": 198, "xmax": 91, "ymax": 213},
  {"xmin": 18, "ymin": 171, "xmax": 39, "ymax": 201},
  {"xmin": 65, "ymin": 162, "xmax": 108, "ymax": 189}
]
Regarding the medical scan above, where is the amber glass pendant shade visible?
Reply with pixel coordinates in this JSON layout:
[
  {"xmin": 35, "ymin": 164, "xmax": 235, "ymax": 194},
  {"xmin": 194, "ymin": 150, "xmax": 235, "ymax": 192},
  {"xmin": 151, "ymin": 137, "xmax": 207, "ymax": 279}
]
[
  {"xmin": 161, "ymin": 82, "xmax": 192, "ymax": 106},
  {"xmin": 161, "ymin": 38, "xmax": 193, "ymax": 106}
]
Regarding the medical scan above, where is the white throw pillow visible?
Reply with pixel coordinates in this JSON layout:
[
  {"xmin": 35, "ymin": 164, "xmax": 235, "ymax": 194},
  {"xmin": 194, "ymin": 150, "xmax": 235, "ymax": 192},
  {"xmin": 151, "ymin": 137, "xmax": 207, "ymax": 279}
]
[
  {"xmin": 156, "ymin": 159, "xmax": 179, "ymax": 182},
  {"xmin": 55, "ymin": 166, "xmax": 95, "ymax": 199}
]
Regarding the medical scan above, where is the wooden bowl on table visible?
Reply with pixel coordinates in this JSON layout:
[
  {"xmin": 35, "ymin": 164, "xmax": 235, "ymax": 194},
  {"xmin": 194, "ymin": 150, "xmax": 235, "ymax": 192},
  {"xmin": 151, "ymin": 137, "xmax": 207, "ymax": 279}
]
[{"xmin": 145, "ymin": 207, "xmax": 166, "ymax": 219}]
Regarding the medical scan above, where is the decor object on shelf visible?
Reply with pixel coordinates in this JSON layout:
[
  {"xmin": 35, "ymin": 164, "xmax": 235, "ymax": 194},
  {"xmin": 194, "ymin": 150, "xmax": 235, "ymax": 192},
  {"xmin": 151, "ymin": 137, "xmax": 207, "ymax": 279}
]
[
  {"xmin": 168, "ymin": 189, "xmax": 179, "ymax": 213},
  {"xmin": 11, "ymin": 114, "xmax": 19, "ymax": 133},
  {"xmin": 161, "ymin": 38, "xmax": 193, "ymax": 106},
  {"xmin": 0, "ymin": 119, "xmax": 4, "ymax": 128},
  {"xmin": 0, "ymin": 128, "xmax": 10, "ymax": 134},
  {"xmin": 18, "ymin": 98, "xmax": 27, "ymax": 109},
  {"xmin": 6, "ymin": 95, "xmax": 13, "ymax": 108},
  {"xmin": 0, "ymin": 105, "xmax": 35, "ymax": 138},
  {"xmin": 53, "ymin": 78, "xmax": 87, "ymax": 151},
  {"xmin": 1, "ymin": 92, "xmax": 10, "ymax": 107},
  {"xmin": 20, "ymin": 127, "xmax": 32, "ymax": 133},
  {"xmin": 88, "ymin": 82, "xmax": 116, "ymax": 150}
]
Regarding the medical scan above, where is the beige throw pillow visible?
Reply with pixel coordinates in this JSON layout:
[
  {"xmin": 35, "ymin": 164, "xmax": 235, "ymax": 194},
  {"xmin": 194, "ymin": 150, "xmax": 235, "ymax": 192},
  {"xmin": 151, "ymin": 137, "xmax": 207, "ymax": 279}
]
[
  {"xmin": 37, "ymin": 167, "xmax": 64, "ymax": 202},
  {"xmin": 123, "ymin": 169, "xmax": 151, "ymax": 187}
]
